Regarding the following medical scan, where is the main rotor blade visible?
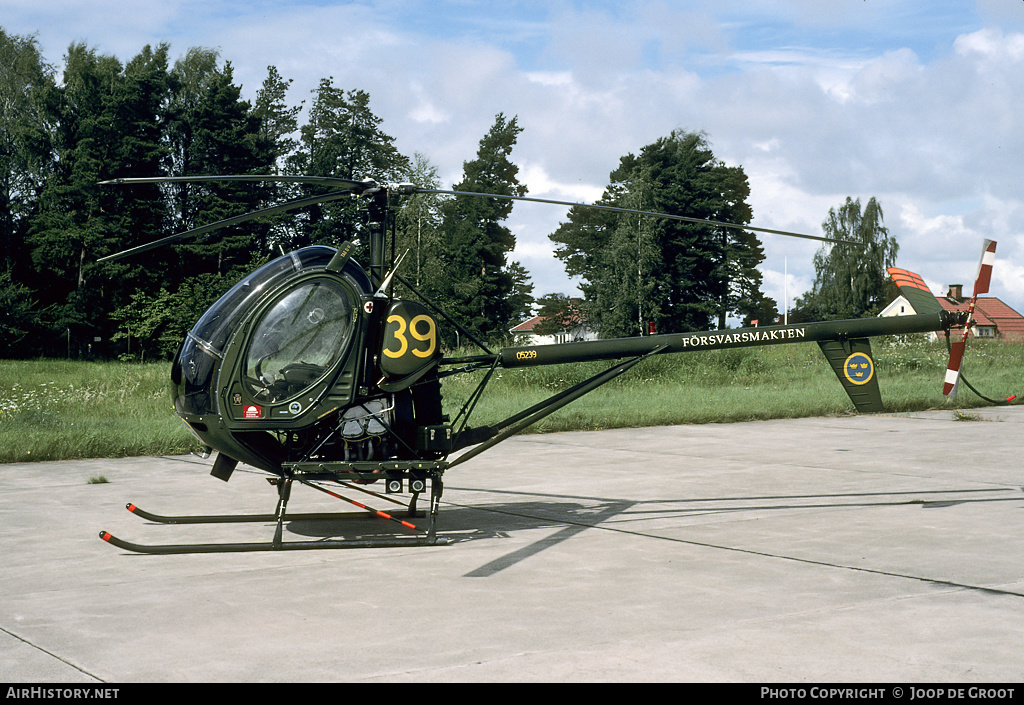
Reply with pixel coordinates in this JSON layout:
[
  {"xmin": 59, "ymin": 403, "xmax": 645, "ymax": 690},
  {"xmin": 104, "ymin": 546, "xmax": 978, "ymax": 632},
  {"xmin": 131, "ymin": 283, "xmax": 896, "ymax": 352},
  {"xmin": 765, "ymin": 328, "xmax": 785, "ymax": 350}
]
[
  {"xmin": 98, "ymin": 189, "xmax": 356, "ymax": 262},
  {"xmin": 414, "ymin": 187, "xmax": 857, "ymax": 245},
  {"xmin": 99, "ymin": 173, "xmax": 855, "ymax": 263},
  {"xmin": 100, "ymin": 174, "xmax": 373, "ymax": 192}
]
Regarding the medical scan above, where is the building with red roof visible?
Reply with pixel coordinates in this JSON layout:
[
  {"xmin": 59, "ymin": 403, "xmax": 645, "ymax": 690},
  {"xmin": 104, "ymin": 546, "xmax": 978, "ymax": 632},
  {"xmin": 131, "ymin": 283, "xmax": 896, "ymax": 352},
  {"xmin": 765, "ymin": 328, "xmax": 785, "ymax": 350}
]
[
  {"xmin": 509, "ymin": 314, "xmax": 596, "ymax": 345},
  {"xmin": 881, "ymin": 283, "xmax": 1024, "ymax": 340}
]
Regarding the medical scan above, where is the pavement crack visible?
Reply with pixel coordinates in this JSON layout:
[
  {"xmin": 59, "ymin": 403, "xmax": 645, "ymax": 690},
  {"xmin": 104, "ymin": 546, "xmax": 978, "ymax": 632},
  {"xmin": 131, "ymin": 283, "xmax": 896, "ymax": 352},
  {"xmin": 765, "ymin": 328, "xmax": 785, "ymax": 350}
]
[{"xmin": 0, "ymin": 624, "xmax": 107, "ymax": 682}]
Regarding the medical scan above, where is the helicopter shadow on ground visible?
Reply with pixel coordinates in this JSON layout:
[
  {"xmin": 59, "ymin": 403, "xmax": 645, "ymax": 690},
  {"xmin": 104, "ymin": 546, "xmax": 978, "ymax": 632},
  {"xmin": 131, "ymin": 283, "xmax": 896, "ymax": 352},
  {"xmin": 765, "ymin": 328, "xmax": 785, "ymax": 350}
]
[
  {"xmin": 282, "ymin": 485, "xmax": 1022, "ymax": 576},
  {"xmin": 283, "ymin": 498, "xmax": 633, "ymax": 542},
  {"xmin": 283, "ymin": 493, "xmax": 635, "ymax": 576},
  {"xmin": 448, "ymin": 485, "xmax": 1024, "ymax": 577}
]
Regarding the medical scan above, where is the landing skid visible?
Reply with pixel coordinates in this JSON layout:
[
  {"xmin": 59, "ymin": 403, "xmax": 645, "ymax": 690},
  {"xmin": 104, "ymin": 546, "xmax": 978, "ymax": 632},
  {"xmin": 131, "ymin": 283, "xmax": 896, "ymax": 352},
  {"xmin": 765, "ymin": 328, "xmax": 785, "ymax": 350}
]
[
  {"xmin": 99, "ymin": 476, "xmax": 448, "ymax": 554},
  {"xmin": 99, "ymin": 532, "xmax": 447, "ymax": 554}
]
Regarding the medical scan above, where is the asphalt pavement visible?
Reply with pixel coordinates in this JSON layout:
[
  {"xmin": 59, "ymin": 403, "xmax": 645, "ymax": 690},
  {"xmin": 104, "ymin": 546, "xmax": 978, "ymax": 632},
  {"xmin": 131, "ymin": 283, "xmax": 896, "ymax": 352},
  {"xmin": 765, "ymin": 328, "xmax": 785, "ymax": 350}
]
[{"xmin": 1, "ymin": 408, "xmax": 1023, "ymax": 682}]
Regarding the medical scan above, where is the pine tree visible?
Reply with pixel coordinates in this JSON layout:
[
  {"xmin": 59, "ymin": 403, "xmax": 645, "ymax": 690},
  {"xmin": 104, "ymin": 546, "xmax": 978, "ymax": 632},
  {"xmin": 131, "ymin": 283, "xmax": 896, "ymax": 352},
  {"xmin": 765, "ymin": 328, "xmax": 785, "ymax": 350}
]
[
  {"xmin": 251, "ymin": 65, "xmax": 303, "ymax": 252},
  {"xmin": 284, "ymin": 80, "xmax": 409, "ymax": 252},
  {"xmin": 252, "ymin": 65, "xmax": 300, "ymax": 173},
  {"xmin": 27, "ymin": 43, "xmax": 173, "ymax": 356},
  {"xmin": 432, "ymin": 114, "xmax": 532, "ymax": 345},
  {"xmin": 0, "ymin": 29, "xmax": 55, "ymax": 350},
  {"xmin": 168, "ymin": 59, "xmax": 275, "ymax": 278},
  {"xmin": 0, "ymin": 29, "xmax": 54, "ymax": 278},
  {"xmin": 104, "ymin": 52, "xmax": 274, "ymax": 358}
]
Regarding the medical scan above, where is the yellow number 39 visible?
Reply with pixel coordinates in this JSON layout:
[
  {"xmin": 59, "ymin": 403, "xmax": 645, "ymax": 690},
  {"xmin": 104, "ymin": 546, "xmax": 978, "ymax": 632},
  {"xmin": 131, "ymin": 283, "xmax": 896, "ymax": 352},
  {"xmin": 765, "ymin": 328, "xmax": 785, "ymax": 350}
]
[{"xmin": 384, "ymin": 313, "xmax": 437, "ymax": 359}]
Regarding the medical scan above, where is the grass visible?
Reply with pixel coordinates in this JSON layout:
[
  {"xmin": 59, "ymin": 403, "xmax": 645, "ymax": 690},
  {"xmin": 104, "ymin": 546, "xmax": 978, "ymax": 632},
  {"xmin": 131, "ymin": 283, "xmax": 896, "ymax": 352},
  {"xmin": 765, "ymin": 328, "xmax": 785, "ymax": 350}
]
[
  {"xmin": 0, "ymin": 360, "xmax": 193, "ymax": 463},
  {"xmin": 2, "ymin": 336, "xmax": 1021, "ymax": 463}
]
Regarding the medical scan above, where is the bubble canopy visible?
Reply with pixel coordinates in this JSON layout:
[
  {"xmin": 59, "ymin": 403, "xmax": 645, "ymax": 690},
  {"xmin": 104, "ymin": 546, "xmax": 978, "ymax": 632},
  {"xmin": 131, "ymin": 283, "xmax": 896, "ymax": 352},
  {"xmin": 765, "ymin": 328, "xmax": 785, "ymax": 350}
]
[
  {"xmin": 172, "ymin": 246, "xmax": 365, "ymax": 417},
  {"xmin": 243, "ymin": 279, "xmax": 357, "ymax": 403}
]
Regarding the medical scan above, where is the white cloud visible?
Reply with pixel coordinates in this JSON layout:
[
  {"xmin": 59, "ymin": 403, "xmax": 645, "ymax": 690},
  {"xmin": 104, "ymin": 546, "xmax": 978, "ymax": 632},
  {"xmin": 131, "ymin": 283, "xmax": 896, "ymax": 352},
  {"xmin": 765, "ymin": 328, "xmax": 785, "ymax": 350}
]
[
  {"xmin": 517, "ymin": 163, "xmax": 605, "ymax": 204},
  {"xmin": 525, "ymin": 70, "xmax": 573, "ymax": 87},
  {"xmin": 954, "ymin": 27, "xmax": 1024, "ymax": 61},
  {"xmin": 994, "ymin": 260, "xmax": 1024, "ymax": 309},
  {"xmin": 899, "ymin": 204, "xmax": 977, "ymax": 253}
]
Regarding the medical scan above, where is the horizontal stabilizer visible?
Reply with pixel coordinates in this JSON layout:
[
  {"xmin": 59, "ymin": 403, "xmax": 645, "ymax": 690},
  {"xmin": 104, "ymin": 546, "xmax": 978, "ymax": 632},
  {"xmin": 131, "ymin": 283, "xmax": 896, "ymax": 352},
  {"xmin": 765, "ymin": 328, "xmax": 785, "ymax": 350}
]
[{"xmin": 887, "ymin": 268, "xmax": 942, "ymax": 315}]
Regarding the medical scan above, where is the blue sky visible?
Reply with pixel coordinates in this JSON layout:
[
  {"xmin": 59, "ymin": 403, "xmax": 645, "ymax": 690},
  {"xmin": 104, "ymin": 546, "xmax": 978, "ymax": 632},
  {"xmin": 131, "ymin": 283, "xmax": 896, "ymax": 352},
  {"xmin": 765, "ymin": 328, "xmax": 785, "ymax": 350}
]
[{"xmin": 5, "ymin": 0, "xmax": 1024, "ymax": 320}]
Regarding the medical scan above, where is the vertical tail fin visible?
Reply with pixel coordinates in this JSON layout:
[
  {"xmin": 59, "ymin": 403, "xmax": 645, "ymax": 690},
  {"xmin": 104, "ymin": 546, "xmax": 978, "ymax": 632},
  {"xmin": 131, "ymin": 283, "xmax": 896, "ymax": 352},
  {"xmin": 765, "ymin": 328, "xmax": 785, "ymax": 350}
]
[{"xmin": 818, "ymin": 339, "xmax": 883, "ymax": 413}]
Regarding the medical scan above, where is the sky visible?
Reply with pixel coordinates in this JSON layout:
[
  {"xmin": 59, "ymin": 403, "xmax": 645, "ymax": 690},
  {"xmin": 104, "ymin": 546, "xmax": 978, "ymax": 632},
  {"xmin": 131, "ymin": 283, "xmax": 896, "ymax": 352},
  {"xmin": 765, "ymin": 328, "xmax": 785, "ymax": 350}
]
[{"xmin": 5, "ymin": 0, "xmax": 1024, "ymax": 322}]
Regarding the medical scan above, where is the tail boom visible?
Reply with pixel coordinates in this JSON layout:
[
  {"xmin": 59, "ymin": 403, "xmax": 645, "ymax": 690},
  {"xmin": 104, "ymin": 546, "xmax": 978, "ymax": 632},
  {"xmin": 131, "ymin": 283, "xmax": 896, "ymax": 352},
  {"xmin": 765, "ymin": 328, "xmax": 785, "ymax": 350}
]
[{"xmin": 500, "ymin": 313, "xmax": 954, "ymax": 369}]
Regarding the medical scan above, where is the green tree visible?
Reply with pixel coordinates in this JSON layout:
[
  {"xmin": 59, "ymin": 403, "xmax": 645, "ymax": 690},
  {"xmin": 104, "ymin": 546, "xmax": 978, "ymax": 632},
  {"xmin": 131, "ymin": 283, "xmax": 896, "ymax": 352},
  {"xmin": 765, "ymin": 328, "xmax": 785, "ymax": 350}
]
[
  {"xmin": 167, "ymin": 57, "xmax": 275, "ymax": 278},
  {"xmin": 27, "ymin": 43, "xmax": 173, "ymax": 356},
  {"xmin": 284, "ymin": 80, "xmax": 409, "ymax": 252},
  {"xmin": 432, "ymin": 113, "xmax": 532, "ymax": 345},
  {"xmin": 165, "ymin": 47, "xmax": 220, "ymax": 183},
  {"xmin": 110, "ymin": 273, "xmax": 231, "ymax": 360},
  {"xmin": 791, "ymin": 197, "xmax": 897, "ymax": 321},
  {"xmin": 100, "ymin": 45, "xmax": 175, "ymax": 292},
  {"xmin": 250, "ymin": 66, "xmax": 304, "ymax": 252},
  {"xmin": 392, "ymin": 152, "xmax": 444, "ymax": 290},
  {"xmin": 551, "ymin": 130, "xmax": 771, "ymax": 337},
  {"xmin": 252, "ymin": 65, "xmax": 300, "ymax": 173},
  {"xmin": 103, "ymin": 53, "xmax": 277, "ymax": 360},
  {"xmin": 532, "ymin": 293, "xmax": 584, "ymax": 340},
  {"xmin": 0, "ymin": 30, "xmax": 54, "ymax": 279},
  {"xmin": 0, "ymin": 269, "xmax": 38, "ymax": 356},
  {"xmin": 0, "ymin": 30, "xmax": 55, "ymax": 351},
  {"xmin": 22, "ymin": 44, "xmax": 275, "ymax": 357},
  {"xmin": 27, "ymin": 43, "xmax": 120, "ymax": 302},
  {"xmin": 506, "ymin": 261, "xmax": 535, "ymax": 330}
]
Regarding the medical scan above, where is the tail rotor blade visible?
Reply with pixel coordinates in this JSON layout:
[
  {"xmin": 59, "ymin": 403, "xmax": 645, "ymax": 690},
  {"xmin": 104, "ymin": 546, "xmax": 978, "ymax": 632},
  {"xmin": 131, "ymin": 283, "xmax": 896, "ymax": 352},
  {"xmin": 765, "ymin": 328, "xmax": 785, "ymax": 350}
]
[
  {"xmin": 943, "ymin": 339, "xmax": 966, "ymax": 398},
  {"xmin": 973, "ymin": 239, "xmax": 996, "ymax": 297},
  {"xmin": 943, "ymin": 240, "xmax": 996, "ymax": 398}
]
